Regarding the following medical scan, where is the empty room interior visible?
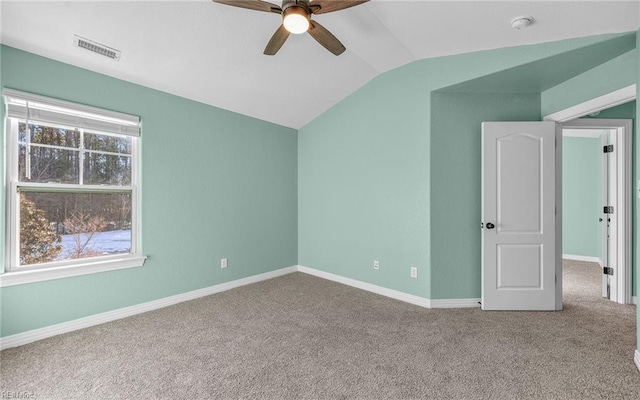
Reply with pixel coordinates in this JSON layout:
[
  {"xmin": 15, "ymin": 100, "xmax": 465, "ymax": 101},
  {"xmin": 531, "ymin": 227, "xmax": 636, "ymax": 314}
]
[{"xmin": 2, "ymin": 0, "xmax": 640, "ymax": 398}]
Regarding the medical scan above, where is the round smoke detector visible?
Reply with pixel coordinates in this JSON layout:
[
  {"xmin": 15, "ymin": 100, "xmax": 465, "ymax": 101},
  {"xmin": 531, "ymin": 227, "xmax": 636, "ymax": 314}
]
[{"xmin": 511, "ymin": 16, "xmax": 534, "ymax": 30}]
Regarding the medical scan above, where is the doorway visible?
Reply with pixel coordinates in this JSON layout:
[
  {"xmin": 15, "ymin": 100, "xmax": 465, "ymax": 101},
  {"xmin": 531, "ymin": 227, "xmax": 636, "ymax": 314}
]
[
  {"xmin": 560, "ymin": 118, "xmax": 632, "ymax": 304},
  {"xmin": 544, "ymin": 85, "xmax": 635, "ymax": 305}
]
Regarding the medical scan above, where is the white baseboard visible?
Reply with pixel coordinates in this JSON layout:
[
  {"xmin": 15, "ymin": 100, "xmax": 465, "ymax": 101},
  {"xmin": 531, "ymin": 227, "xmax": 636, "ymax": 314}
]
[
  {"xmin": 635, "ymin": 350, "xmax": 640, "ymax": 373},
  {"xmin": 0, "ymin": 266, "xmax": 297, "ymax": 350},
  {"xmin": 430, "ymin": 298, "xmax": 481, "ymax": 308},
  {"xmin": 298, "ymin": 266, "xmax": 480, "ymax": 309},
  {"xmin": 563, "ymin": 254, "xmax": 603, "ymax": 267},
  {"xmin": 297, "ymin": 266, "xmax": 432, "ymax": 308},
  {"xmin": 1, "ymin": 265, "xmax": 486, "ymax": 350}
]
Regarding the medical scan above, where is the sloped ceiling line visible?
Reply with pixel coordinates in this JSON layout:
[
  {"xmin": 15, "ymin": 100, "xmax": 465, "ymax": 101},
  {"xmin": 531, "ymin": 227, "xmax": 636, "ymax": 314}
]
[{"xmin": 0, "ymin": 1, "xmax": 638, "ymax": 129}]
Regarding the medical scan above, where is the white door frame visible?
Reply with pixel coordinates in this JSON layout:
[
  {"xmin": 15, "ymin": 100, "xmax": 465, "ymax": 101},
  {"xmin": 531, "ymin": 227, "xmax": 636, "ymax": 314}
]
[
  {"xmin": 602, "ymin": 128, "xmax": 616, "ymax": 300},
  {"xmin": 543, "ymin": 85, "xmax": 636, "ymax": 123},
  {"xmin": 545, "ymin": 86, "xmax": 634, "ymax": 305},
  {"xmin": 561, "ymin": 119, "xmax": 632, "ymax": 304}
]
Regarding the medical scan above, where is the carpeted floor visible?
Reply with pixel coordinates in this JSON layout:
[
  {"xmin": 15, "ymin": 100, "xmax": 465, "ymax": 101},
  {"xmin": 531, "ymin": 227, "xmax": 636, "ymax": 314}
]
[{"xmin": 1, "ymin": 260, "xmax": 639, "ymax": 399}]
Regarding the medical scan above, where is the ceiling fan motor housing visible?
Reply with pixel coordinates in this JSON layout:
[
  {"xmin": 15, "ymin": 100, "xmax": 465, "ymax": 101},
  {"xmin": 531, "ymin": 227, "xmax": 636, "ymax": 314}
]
[
  {"xmin": 282, "ymin": 0, "xmax": 311, "ymax": 17},
  {"xmin": 282, "ymin": 0, "xmax": 311, "ymax": 13},
  {"xmin": 283, "ymin": 6, "xmax": 310, "ymax": 20}
]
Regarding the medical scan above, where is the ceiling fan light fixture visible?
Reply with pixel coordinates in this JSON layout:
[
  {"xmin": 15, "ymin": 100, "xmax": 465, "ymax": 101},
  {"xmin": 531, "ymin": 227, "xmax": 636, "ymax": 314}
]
[
  {"xmin": 283, "ymin": 6, "xmax": 309, "ymax": 34},
  {"xmin": 212, "ymin": 0, "xmax": 370, "ymax": 55}
]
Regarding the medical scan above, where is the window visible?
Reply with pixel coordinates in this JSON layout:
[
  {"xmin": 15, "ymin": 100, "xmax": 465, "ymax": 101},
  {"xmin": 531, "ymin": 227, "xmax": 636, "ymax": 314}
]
[{"xmin": 2, "ymin": 89, "xmax": 144, "ymax": 286}]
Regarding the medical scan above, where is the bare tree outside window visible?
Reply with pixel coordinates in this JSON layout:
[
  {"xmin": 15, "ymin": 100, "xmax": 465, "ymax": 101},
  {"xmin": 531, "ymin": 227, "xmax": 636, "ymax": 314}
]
[{"xmin": 63, "ymin": 212, "xmax": 108, "ymax": 259}]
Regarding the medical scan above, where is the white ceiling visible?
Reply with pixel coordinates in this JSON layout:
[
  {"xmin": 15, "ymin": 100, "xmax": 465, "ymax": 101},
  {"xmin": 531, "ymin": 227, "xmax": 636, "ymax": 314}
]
[{"xmin": 1, "ymin": 1, "xmax": 639, "ymax": 129}]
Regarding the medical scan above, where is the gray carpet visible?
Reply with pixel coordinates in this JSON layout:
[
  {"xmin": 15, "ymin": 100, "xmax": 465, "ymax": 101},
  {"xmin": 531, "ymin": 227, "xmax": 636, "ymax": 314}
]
[{"xmin": 1, "ymin": 260, "xmax": 639, "ymax": 399}]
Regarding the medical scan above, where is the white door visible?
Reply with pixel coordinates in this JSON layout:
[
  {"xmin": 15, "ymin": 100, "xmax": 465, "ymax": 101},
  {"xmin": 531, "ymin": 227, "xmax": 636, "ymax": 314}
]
[{"xmin": 481, "ymin": 122, "xmax": 562, "ymax": 311}]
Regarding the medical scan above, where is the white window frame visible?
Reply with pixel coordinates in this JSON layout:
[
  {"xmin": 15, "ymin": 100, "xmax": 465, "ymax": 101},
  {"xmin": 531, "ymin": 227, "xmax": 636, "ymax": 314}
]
[{"xmin": 1, "ymin": 89, "xmax": 145, "ymax": 287}]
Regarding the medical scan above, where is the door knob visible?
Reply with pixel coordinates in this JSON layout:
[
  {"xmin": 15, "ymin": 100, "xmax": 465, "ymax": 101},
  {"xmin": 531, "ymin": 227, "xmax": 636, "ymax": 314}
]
[{"xmin": 486, "ymin": 222, "xmax": 495, "ymax": 229}]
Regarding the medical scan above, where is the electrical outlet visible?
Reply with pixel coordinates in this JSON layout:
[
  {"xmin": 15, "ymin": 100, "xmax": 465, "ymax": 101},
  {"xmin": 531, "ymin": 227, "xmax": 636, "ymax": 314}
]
[
  {"xmin": 410, "ymin": 267, "xmax": 418, "ymax": 278},
  {"xmin": 373, "ymin": 260, "xmax": 380, "ymax": 270},
  {"xmin": 221, "ymin": 258, "xmax": 228, "ymax": 269}
]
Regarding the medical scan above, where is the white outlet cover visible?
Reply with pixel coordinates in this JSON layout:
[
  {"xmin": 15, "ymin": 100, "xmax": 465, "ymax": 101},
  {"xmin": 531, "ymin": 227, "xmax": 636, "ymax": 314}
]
[
  {"xmin": 411, "ymin": 267, "xmax": 418, "ymax": 278},
  {"xmin": 221, "ymin": 258, "xmax": 228, "ymax": 269},
  {"xmin": 373, "ymin": 260, "xmax": 380, "ymax": 270}
]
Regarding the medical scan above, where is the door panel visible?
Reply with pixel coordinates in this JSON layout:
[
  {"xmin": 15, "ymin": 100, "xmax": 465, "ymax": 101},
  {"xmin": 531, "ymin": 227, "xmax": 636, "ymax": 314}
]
[
  {"xmin": 497, "ymin": 134, "xmax": 542, "ymax": 233},
  {"xmin": 482, "ymin": 121, "xmax": 561, "ymax": 311},
  {"xmin": 497, "ymin": 244, "xmax": 542, "ymax": 289}
]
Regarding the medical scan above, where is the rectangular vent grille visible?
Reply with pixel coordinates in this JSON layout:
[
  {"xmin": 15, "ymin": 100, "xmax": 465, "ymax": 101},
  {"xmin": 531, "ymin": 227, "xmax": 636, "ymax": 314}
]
[{"xmin": 74, "ymin": 35, "xmax": 121, "ymax": 61}]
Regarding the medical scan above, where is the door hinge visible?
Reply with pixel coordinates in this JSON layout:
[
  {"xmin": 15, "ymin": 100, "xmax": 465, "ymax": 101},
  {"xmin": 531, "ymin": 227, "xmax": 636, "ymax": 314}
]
[
  {"xmin": 603, "ymin": 267, "xmax": 614, "ymax": 275},
  {"xmin": 604, "ymin": 206, "xmax": 614, "ymax": 214},
  {"xmin": 604, "ymin": 144, "xmax": 614, "ymax": 153}
]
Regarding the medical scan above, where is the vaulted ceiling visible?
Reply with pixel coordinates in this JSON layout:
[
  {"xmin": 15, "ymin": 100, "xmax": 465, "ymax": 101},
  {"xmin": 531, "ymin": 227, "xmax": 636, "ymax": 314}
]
[{"xmin": 1, "ymin": 1, "xmax": 639, "ymax": 128}]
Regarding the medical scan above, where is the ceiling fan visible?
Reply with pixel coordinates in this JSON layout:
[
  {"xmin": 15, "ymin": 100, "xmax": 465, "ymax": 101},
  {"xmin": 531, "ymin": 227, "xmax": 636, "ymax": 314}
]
[{"xmin": 212, "ymin": 0, "xmax": 369, "ymax": 56}]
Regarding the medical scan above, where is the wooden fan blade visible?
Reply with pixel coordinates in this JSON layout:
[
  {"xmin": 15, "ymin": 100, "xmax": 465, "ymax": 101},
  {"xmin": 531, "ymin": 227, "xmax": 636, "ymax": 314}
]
[
  {"xmin": 264, "ymin": 24, "xmax": 290, "ymax": 55},
  {"xmin": 310, "ymin": 0, "xmax": 369, "ymax": 15},
  {"xmin": 212, "ymin": 0, "xmax": 282, "ymax": 14},
  {"xmin": 308, "ymin": 20, "xmax": 346, "ymax": 56}
]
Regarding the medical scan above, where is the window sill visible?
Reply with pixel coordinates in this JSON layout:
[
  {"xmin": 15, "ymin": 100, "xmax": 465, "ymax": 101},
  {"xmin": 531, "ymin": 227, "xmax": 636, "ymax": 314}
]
[{"xmin": 0, "ymin": 255, "xmax": 147, "ymax": 287}]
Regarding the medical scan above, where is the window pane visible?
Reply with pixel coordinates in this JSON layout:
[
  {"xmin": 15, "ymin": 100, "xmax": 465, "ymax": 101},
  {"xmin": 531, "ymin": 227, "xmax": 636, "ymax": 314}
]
[
  {"xmin": 19, "ymin": 122, "xmax": 80, "ymax": 147},
  {"xmin": 84, "ymin": 152, "xmax": 131, "ymax": 186},
  {"xmin": 19, "ymin": 144, "xmax": 80, "ymax": 184},
  {"xmin": 19, "ymin": 191, "xmax": 132, "ymax": 266},
  {"xmin": 84, "ymin": 132, "xmax": 131, "ymax": 154}
]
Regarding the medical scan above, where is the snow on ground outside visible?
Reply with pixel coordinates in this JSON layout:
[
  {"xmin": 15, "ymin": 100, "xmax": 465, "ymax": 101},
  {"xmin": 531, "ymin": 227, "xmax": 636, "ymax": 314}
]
[{"xmin": 58, "ymin": 229, "xmax": 131, "ymax": 259}]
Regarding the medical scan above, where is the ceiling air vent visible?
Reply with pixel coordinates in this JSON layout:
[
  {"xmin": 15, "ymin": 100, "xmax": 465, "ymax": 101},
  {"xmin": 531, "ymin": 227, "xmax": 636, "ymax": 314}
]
[{"xmin": 73, "ymin": 35, "xmax": 121, "ymax": 61}]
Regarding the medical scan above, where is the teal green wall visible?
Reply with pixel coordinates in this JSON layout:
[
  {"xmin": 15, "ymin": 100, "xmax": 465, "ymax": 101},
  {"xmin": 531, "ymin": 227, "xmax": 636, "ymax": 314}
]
[
  {"xmin": 297, "ymin": 62, "xmax": 431, "ymax": 297},
  {"xmin": 590, "ymin": 99, "xmax": 636, "ymax": 120},
  {"xmin": 542, "ymin": 50, "xmax": 637, "ymax": 117},
  {"xmin": 562, "ymin": 136, "xmax": 602, "ymax": 258},
  {"xmin": 430, "ymin": 93, "xmax": 540, "ymax": 299},
  {"xmin": 0, "ymin": 46, "xmax": 298, "ymax": 337},
  {"xmin": 298, "ymin": 33, "xmax": 633, "ymax": 300}
]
